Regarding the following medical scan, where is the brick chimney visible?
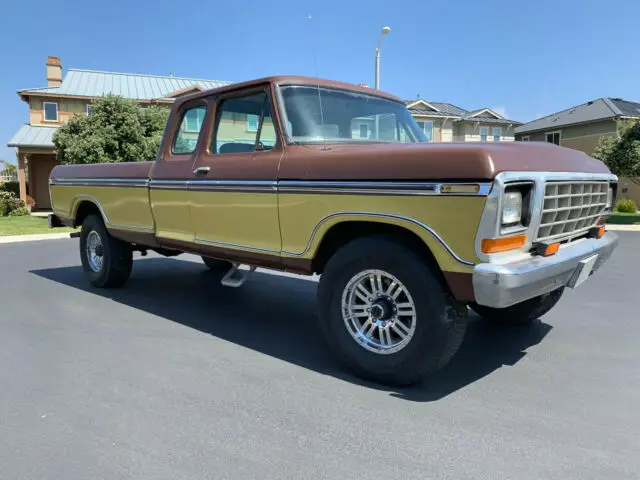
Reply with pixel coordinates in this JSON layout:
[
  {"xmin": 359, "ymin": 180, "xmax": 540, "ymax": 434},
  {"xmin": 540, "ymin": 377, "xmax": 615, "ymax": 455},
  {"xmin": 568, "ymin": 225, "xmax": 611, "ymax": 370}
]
[{"xmin": 46, "ymin": 56, "xmax": 62, "ymax": 86}]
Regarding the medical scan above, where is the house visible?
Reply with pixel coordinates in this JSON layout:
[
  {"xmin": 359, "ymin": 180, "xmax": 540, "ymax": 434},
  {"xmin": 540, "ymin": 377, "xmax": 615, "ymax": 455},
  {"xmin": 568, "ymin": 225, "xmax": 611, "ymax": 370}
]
[
  {"xmin": 404, "ymin": 99, "xmax": 522, "ymax": 142},
  {"xmin": 7, "ymin": 56, "xmax": 230, "ymax": 210},
  {"xmin": 514, "ymin": 97, "xmax": 640, "ymax": 203}
]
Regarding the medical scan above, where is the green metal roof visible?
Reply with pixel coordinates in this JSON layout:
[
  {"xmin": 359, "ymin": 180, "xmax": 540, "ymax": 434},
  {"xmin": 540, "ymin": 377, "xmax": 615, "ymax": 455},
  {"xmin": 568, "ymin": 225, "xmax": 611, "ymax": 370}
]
[
  {"xmin": 8, "ymin": 125, "xmax": 57, "ymax": 148},
  {"xmin": 18, "ymin": 69, "xmax": 231, "ymax": 101}
]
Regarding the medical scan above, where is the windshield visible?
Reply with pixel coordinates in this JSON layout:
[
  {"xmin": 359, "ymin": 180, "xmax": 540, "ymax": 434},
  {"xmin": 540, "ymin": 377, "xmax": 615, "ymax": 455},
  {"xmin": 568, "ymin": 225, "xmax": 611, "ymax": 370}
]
[{"xmin": 279, "ymin": 85, "xmax": 427, "ymax": 144}]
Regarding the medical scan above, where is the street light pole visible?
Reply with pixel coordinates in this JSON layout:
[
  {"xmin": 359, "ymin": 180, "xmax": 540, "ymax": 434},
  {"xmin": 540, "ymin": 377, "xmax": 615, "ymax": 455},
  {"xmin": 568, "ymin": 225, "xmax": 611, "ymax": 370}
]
[
  {"xmin": 374, "ymin": 26, "xmax": 391, "ymax": 139},
  {"xmin": 374, "ymin": 26, "xmax": 391, "ymax": 90}
]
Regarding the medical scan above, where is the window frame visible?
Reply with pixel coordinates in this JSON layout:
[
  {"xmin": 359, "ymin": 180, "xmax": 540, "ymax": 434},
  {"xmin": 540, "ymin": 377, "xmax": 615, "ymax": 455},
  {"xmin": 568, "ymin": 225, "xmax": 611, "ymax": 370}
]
[
  {"xmin": 171, "ymin": 102, "xmax": 208, "ymax": 156},
  {"xmin": 359, "ymin": 123, "xmax": 369, "ymax": 139},
  {"xmin": 86, "ymin": 104, "xmax": 93, "ymax": 116},
  {"xmin": 210, "ymin": 86, "xmax": 281, "ymax": 156},
  {"xmin": 520, "ymin": 135, "xmax": 530, "ymax": 142},
  {"xmin": 492, "ymin": 127, "xmax": 502, "ymax": 142},
  {"xmin": 545, "ymin": 130, "xmax": 561, "ymax": 145},
  {"xmin": 479, "ymin": 126, "xmax": 489, "ymax": 142},
  {"xmin": 43, "ymin": 102, "xmax": 59, "ymax": 122}
]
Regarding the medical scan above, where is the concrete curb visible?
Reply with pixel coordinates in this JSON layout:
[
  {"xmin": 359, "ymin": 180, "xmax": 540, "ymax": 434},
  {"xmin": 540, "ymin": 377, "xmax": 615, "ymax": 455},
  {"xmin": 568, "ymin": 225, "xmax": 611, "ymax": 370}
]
[{"xmin": 0, "ymin": 232, "xmax": 74, "ymax": 244}]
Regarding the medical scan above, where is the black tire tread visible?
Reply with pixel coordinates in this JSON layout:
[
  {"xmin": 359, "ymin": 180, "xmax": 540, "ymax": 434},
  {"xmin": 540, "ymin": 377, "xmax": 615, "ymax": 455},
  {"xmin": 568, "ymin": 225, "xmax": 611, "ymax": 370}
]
[
  {"xmin": 317, "ymin": 235, "xmax": 468, "ymax": 386},
  {"xmin": 80, "ymin": 214, "xmax": 132, "ymax": 288}
]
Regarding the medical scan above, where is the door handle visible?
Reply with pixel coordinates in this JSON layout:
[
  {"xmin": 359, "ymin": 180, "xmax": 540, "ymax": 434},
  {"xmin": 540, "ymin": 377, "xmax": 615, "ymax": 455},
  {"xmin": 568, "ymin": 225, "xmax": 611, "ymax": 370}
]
[{"xmin": 193, "ymin": 166, "xmax": 210, "ymax": 175}]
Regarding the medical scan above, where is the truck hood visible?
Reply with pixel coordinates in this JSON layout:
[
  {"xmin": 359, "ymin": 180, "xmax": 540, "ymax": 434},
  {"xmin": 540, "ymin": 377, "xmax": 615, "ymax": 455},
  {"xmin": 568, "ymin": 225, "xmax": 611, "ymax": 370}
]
[{"xmin": 293, "ymin": 141, "xmax": 612, "ymax": 181}]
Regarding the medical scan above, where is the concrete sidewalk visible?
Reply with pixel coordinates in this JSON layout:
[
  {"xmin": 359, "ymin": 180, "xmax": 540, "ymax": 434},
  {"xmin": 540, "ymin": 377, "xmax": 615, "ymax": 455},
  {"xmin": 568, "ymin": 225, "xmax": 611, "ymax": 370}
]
[
  {"xmin": 606, "ymin": 224, "xmax": 640, "ymax": 231},
  {"xmin": 0, "ymin": 232, "xmax": 74, "ymax": 244}
]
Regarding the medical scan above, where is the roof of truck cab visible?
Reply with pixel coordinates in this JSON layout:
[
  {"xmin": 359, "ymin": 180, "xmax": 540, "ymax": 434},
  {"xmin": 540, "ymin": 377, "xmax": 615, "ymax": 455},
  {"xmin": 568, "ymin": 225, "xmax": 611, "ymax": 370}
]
[{"xmin": 175, "ymin": 76, "xmax": 402, "ymax": 104}]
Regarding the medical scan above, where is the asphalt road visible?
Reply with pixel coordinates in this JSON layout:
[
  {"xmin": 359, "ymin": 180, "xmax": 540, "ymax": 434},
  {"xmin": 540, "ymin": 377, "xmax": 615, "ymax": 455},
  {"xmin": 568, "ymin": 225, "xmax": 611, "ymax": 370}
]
[{"xmin": 1, "ymin": 233, "xmax": 639, "ymax": 479}]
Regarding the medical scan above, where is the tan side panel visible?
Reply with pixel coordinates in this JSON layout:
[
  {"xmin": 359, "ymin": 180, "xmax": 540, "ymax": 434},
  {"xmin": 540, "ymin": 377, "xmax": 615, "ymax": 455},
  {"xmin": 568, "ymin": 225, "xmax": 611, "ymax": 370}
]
[
  {"xmin": 279, "ymin": 194, "xmax": 486, "ymax": 273},
  {"xmin": 51, "ymin": 185, "xmax": 154, "ymax": 231},
  {"xmin": 190, "ymin": 191, "xmax": 281, "ymax": 252},
  {"xmin": 150, "ymin": 189, "xmax": 192, "ymax": 242}
]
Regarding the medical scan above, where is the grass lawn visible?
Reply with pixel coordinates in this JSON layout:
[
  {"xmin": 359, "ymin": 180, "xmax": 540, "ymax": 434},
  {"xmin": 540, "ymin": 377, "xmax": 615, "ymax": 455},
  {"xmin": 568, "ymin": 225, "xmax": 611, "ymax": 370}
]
[
  {"xmin": 607, "ymin": 212, "xmax": 640, "ymax": 225},
  {"xmin": 0, "ymin": 215, "xmax": 78, "ymax": 236}
]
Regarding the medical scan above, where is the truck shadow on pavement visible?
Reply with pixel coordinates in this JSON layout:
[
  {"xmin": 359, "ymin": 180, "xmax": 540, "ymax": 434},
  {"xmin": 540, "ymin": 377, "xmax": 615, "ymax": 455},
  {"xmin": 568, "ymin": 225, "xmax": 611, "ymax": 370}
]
[{"xmin": 31, "ymin": 257, "xmax": 553, "ymax": 403}]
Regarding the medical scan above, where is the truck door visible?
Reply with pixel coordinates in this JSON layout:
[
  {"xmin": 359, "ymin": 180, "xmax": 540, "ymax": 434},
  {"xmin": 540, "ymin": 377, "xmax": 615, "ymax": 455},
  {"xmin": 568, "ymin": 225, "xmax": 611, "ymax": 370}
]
[
  {"xmin": 189, "ymin": 85, "xmax": 283, "ymax": 264},
  {"xmin": 150, "ymin": 99, "xmax": 208, "ymax": 243}
]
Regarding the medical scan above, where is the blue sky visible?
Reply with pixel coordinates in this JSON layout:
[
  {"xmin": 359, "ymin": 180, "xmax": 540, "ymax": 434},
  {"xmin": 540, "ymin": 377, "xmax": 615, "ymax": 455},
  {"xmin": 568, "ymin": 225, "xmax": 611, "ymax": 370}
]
[{"xmin": 1, "ymin": 0, "xmax": 639, "ymax": 163}]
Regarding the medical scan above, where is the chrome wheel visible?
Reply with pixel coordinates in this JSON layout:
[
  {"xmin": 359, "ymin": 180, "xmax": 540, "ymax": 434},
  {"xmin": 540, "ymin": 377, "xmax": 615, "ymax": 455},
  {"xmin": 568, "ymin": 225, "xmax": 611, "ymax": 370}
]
[
  {"xmin": 86, "ymin": 230, "xmax": 104, "ymax": 273},
  {"xmin": 341, "ymin": 269, "xmax": 417, "ymax": 354}
]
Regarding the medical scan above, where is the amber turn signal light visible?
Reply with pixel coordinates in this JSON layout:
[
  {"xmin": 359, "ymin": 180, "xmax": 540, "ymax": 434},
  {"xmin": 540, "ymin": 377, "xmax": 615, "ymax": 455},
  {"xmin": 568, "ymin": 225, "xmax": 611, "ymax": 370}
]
[
  {"xmin": 588, "ymin": 225, "xmax": 606, "ymax": 239},
  {"xmin": 481, "ymin": 234, "xmax": 527, "ymax": 254},
  {"xmin": 533, "ymin": 242, "xmax": 560, "ymax": 257}
]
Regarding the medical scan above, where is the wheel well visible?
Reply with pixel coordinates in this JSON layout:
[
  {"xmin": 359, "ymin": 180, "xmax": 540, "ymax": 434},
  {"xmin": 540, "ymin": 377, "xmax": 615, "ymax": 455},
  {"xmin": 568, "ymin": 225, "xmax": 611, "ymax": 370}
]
[
  {"xmin": 312, "ymin": 221, "xmax": 448, "ymax": 288},
  {"xmin": 74, "ymin": 201, "xmax": 103, "ymax": 228}
]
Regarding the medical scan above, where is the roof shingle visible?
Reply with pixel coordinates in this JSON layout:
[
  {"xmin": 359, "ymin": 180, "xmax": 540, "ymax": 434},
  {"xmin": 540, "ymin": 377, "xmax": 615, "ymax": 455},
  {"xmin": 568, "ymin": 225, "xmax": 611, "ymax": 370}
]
[{"xmin": 515, "ymin": 98, "xmax": 640, "ymax": 134}]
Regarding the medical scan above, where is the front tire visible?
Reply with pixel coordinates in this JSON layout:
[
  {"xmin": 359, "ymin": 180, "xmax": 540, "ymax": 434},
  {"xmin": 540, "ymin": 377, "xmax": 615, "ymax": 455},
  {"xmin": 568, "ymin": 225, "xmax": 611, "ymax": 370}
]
[
  {"xmin": 80, "ymin": 214, "xmax": 132, "ymax": 288},
  {"xmin": 470, "ymin": 287, "xmax": 564, "ymax": 326},
  {"xmin": 317, "ymin": 236, "xmax": 468, "ymax": 386}
]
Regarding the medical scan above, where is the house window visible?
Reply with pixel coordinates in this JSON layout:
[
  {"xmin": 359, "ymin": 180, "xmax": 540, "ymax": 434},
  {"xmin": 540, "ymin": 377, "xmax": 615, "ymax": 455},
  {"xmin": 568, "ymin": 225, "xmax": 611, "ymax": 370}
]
[
  {"xmin": 479, "ymin": 126, "xmax": 489, "ymax": 142},
  {"xmin": 520, "ymin": 136, "xmax": 530, "ymax": 142},
  {"xmin": 247, "ymin": 114, "xmax": 259, "ymax": 132},
  {"xmin": 416, "ymin": 121, "xmax": 433, "ymax": 142},
  {"xmin": 173, "ymin": 105, "xmax": 207, "ymax": 154},
  {"xmin": 185, "ymin": 107, "xmax": 206, "ymax": 132},
  {"xmin": 359, "ymin": 124, "xmax": 369, "ymax": 139},
  {"xmin": 86, "ymin": 105, "xmax": 93, "ymax": 116},
  {"xmin": 546, "ymin": 131, "xmax": 561, "ymax": 145},
  {"xmin": 492, "ymin": 127, "xmax": 502, "ymax": 142},
  {"xmin": 43, "ymin": 102, "xmax": 58, "ymax": 122}
]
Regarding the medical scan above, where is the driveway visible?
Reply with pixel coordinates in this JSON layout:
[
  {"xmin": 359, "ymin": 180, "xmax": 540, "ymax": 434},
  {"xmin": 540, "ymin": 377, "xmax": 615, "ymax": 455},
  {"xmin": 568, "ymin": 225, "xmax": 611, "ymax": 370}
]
[{"xmin": 1, "ymin": 233, "xmax": 639, "ymax": 479}]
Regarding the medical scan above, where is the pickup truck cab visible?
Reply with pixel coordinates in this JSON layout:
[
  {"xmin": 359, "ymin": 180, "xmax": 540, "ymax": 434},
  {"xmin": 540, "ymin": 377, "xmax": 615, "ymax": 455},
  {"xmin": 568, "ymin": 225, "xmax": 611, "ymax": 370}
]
[{"xmin": 49, "ymin": 76, "xmax": 619, "ymax": 386}]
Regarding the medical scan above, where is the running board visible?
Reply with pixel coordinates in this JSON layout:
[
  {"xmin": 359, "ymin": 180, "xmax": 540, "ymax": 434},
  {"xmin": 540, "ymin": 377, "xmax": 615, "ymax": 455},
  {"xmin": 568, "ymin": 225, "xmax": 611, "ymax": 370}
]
[{"xmin": 221, "ymin": 263, "xmax": 256, "ymax": 288}]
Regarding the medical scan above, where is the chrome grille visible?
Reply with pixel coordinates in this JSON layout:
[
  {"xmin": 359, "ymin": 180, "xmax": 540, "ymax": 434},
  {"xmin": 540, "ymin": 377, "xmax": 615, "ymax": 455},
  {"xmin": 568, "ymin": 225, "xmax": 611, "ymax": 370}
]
[{"xmin": 536, "ymin": 181, "xmax": 609, "ymax": 243}]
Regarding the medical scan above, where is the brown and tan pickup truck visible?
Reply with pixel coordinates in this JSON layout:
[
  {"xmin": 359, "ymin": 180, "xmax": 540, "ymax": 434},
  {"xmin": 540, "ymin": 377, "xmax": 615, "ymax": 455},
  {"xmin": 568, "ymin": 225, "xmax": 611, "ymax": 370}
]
[{"xmin": 49, "ymin": 75, "xmax": 619, "ymax": 385}]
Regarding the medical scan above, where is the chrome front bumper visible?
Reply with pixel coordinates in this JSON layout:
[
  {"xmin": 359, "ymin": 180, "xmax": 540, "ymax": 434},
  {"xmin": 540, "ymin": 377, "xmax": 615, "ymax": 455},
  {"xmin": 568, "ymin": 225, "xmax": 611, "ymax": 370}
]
[{"xmin": 472, "ymin": 232, "xmax": 619, "ymax": 308}]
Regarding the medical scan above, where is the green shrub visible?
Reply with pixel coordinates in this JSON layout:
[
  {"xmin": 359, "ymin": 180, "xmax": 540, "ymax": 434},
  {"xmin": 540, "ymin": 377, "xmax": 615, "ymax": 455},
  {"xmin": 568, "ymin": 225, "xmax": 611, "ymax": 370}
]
[
  {"xmin": 616, "ymin": 199, "xmax": 638, "ymax": 213},
  {"xmin": 9, "ymin": 207, "xmax": 30, "ymax": 217},
  {"xmin": 0, "ymin": 190, "xmax": 17, "ymax": 216}
]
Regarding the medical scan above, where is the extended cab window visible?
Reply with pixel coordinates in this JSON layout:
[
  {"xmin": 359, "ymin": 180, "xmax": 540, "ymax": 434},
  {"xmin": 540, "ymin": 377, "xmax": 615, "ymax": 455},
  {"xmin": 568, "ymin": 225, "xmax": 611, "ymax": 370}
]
[
  {"xmin": 212, "ymin": 92, "xmax": 276, "ymax": 154},
  {"xmin": 173, "ymin": 105, "xmax": 206, "ymax": 154}
]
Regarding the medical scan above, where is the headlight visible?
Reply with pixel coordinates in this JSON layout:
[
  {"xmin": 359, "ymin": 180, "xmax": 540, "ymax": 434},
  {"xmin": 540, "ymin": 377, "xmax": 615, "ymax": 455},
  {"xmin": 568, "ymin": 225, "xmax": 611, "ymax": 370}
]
[
  {"xmin": 606, "ymin": 187, "xmax": 613, "ymax": 209},
  {"xmin": 502, "ymin": 191, "xmax": 523, "ymax": 225}
]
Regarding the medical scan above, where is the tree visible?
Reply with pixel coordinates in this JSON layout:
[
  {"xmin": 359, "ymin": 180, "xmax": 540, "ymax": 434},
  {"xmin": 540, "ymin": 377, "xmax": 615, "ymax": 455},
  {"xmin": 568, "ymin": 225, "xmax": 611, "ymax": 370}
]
[
  {"xmin": 592, "ymin": 120, "xmax": 640, "ymax": 178},
  {"xmin": 0, "ymin": 160, "xmax": 17, "ymax": 177},
  {"xmin": 53, "ymin": 95, "xmax": 170, "ymax": 165}
]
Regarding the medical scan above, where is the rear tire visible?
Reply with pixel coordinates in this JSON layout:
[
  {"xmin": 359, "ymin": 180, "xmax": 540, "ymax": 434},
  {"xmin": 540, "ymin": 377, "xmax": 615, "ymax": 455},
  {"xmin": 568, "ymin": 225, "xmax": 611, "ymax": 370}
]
[
  {"xmin": 317, "ymin": 236, "xmax": 468, "ymax": 386},
  {"xmin": 201, "ymin": 256, "xmax": 232, "ymax": 272},
  {"xmin": 79, "ymin": 214, "xmax": 132, "ymax": 288},
  {"xmin": 470, "ymin": 287, "xmax": 564, "ymax": 326}
]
